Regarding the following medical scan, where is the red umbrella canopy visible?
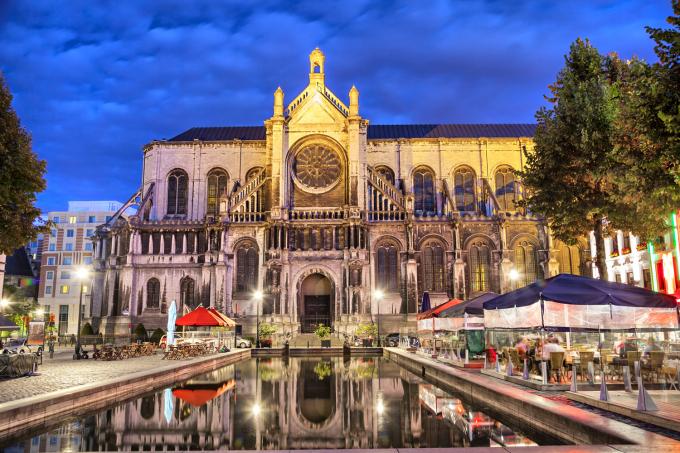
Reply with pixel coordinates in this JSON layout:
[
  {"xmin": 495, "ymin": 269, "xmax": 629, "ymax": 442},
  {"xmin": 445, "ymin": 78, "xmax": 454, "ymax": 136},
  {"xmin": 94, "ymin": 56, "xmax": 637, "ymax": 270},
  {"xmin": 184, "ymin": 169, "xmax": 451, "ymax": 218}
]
[
  {"xmin": 208, "ymin": 308, "xmax": 236, "ymax": 327},
  {"xmin": 175, "ymin": 306, "xmax": 226, "ymax": 327},
  {"xmin": 416, "ymin": 298, "xmax": 464, "ymax": 320}
]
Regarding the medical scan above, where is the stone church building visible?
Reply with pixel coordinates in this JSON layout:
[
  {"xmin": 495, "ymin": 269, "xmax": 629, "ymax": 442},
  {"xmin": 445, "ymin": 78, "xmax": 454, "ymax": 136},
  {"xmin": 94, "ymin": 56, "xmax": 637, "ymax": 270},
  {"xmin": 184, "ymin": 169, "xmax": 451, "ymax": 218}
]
[{"xmin": 90, "ymin": 49, "xmax": 587, "ymax": 337}]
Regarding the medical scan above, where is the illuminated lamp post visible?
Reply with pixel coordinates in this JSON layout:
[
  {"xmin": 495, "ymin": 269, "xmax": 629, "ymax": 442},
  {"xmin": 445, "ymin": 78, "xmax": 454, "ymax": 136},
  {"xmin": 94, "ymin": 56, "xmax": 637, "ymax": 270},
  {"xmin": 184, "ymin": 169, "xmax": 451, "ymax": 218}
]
[
  {"xmin": 253, "ymin": 290, "xmax": 263, "ymax": 348},
  {"xmin": 74, "ymin": 266, "xmax": 90, "ymax": 360},
  {"xmin": 374, "ymin": 289, "xmax": 384, "ymax": 347}
]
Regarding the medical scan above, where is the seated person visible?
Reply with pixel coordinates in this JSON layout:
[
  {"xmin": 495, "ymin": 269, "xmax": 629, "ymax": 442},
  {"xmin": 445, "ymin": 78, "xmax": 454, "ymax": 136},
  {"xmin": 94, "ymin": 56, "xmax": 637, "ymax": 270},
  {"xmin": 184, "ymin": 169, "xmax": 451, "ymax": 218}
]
[
  {"xmin": 515, "ymin": 337, "xmax": 529, "ymax": 358},
  {"xmin": 642, "ymin": 337, "xmax": 661, "ymax": 357}
]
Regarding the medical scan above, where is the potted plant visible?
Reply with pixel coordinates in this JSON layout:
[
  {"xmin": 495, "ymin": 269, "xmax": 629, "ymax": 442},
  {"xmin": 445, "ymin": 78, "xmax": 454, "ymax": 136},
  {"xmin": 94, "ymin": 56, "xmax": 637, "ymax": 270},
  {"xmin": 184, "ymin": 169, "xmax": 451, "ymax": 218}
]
[
  {"xmin": 258, "ymin": 323, "xmax": 277, "ymax": 348},
  {"xmin": 314, "ymin": 323, "xmax": 332, "ymax": 348},
  {"xmin": 313, "ymin": 360, "xmax": 332, "ymax": 380},
  {"xmin": 356, "ymin": 322, "xmax": 378, "ymax": 347}
]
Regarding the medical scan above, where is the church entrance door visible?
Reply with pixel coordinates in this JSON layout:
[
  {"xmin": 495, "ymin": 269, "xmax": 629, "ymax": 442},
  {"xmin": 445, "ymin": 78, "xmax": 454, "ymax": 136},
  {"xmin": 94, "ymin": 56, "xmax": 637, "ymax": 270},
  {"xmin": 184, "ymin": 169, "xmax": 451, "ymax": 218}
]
[{"xmin": 300, "ymin": 273, "xmax": 332, "ymax": 333}]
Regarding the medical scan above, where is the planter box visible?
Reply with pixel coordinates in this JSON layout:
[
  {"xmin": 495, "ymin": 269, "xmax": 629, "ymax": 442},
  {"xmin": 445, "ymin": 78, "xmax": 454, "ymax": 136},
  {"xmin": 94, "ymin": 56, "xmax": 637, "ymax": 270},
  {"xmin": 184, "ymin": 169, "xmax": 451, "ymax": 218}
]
[
  {"xmin": 260, "ymin": 339, "xmax": 272, "ymax": 348},
  {"xmin": 321, "ymin": 340, "xmax": 331, "ymax": 348},
  {"xmin": 362, "ymin": 339, "xmax": 373, "ymax": 347}
]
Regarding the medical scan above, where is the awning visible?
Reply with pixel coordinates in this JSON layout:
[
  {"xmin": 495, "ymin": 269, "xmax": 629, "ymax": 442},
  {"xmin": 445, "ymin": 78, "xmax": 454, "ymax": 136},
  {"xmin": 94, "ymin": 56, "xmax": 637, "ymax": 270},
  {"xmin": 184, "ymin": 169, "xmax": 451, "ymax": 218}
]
[
  {"xmin": 0, "ymin": 315, "xmax": 19, "ymax": 331},
  {"xmin": 417, "ymin": 298, "xmax": 464, "ymax": 320},
  {"xmin": 208, "ymin": 308, "xmax": 237, "ymax": 327},
  {"xmin": 439, "ymin": 292, "xmax": 498, "ymax": 317},
  {"xmin": 176, "ymin": 306, "xmax": 228, "ymax": 327}
]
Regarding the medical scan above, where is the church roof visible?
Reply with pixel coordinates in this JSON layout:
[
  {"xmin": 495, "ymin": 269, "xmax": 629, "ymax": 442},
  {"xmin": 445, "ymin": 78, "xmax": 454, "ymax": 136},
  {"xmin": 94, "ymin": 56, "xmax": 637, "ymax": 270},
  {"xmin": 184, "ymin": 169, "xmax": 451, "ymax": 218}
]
[{"xmin": 167, "ymin": 123, "xmax": 536, "ymax": 142}]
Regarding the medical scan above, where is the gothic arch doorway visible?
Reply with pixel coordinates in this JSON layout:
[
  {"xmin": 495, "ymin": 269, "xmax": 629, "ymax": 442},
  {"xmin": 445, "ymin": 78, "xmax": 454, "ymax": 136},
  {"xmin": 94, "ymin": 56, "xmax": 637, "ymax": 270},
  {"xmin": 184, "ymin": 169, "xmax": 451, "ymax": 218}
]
[{"xmin": 299, "ymin": 273, "xmax": 333, "ymax": 333}]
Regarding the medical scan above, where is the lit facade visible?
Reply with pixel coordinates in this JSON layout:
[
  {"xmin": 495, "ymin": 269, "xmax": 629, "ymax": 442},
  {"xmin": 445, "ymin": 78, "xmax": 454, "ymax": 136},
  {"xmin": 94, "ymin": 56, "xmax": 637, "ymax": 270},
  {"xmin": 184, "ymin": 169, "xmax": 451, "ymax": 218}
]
[{"xmin": 91, "ymin": 49, "xmax": 583, "ymax": 337}]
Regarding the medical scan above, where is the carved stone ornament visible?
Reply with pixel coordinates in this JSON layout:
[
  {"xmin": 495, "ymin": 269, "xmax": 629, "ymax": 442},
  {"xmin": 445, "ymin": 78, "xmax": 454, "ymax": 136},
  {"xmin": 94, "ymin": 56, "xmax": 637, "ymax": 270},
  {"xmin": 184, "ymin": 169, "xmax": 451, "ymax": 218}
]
[{"xmin": 292, "ymin": 144, "xmax": 342, "ymax": 193}]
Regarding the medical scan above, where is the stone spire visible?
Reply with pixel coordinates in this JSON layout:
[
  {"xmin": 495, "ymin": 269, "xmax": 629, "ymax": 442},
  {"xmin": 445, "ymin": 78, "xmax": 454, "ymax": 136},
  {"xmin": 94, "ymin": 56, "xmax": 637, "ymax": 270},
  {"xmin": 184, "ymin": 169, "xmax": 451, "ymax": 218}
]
[
  {"xmin": 273, "ymin": 86, "xmax": 284, "ymax": 117},
  {"xmin": 349, "ymin": 85, "xmax": 359, "ymax": 116}
]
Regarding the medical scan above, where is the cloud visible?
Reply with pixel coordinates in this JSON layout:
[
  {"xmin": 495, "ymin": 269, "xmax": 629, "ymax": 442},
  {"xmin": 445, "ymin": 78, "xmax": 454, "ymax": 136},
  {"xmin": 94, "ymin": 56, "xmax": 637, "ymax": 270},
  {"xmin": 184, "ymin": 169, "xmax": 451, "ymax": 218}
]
[{"xmin": 0, "ymin": 0, "xmax": 671, "ymax": 212}]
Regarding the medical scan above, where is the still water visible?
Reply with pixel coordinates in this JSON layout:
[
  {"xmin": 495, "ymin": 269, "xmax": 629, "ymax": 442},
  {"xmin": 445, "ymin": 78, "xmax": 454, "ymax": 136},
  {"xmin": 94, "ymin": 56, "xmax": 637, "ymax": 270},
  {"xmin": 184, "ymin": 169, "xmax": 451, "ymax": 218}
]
[{"xmin": 4, "ymin": 356, "xmax": 563, "ymax": 451}]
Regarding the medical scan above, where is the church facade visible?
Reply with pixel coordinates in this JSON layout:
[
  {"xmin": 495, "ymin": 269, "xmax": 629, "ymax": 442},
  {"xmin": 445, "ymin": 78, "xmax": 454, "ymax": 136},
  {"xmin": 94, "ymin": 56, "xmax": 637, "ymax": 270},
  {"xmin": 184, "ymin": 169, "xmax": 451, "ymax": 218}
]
[{"xmin": 90, "ymin": 49, "xmax": 587, "ymax": 337}]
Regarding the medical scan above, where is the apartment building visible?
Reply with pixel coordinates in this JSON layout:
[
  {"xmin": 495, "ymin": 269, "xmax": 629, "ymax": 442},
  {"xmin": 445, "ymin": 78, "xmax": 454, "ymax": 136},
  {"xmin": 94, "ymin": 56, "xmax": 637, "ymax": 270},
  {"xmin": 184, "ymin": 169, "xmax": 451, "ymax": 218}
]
[{"xmin": 38, "ymin": 201, "xmax": 122, "ymax": 335}]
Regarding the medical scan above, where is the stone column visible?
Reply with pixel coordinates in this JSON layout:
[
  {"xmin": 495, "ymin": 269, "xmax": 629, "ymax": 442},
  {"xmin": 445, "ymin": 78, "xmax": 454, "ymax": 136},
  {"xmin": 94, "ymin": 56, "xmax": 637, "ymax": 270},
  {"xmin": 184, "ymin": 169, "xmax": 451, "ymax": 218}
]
[{"xmin": 171, "ymin": 234, "xmax": 176, "ymax": 255}]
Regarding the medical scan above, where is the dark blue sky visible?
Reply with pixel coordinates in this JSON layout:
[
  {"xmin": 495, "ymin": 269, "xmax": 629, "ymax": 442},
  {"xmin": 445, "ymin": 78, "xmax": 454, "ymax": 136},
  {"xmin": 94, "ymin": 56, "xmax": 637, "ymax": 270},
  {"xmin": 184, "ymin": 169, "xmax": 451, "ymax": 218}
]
[{"xmin": 0, "ymin": 0, "xmax": 672, "ymax": 212}]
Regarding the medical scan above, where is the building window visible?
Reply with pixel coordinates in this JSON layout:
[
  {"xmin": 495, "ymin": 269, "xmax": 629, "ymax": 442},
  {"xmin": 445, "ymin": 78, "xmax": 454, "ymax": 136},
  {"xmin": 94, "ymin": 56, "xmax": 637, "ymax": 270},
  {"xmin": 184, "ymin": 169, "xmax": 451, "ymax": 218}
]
[
  {"xmin": 375, "ymin": 242, "xmax": 399, "ymax": 292},
  {"xmin": 49, "ymin": 244, "xmax": 56, "ymax": 251},
  {"xmin": 469, "ymin": 240, "xmax": 491, "ymax": 292},
  {"xmin": 514, "ymin": 240, "xmax": 539, "ymax": 288},
  {"xmin": 66, "ymin": 229, "xmax": 74, "ymax": 238},
  {"xmin": 105, "ymin": 215, "xmax": 112, "ymax": 222},
  {"xmin": 58, "ymin": 305, "xmax": 68, "ymax": 335},
  {"xmin": 60, "ymin": 285, "xmax": 69, "ymax": 294},
  {"xmin": 68, "ymin": 216, "xmax": 77, "ymax": 224},
  {"xmin": 61, "ymin": 271, "xmax": 70, "ymax": 280},
  {"xmin": 84, "ymin": 243, "xmax": 93, "ymax": 251},
  {"xmin": 206, "ymin": 169, "xmax": 229, "ymax": 216},
  {"xmin": 47, "ymin": 257, "xmax": 55, "ymax": 265},
  {"xmin": 413, "ymin": 168, "xmax": 436, "ymax": 215},
  {"xmin": 643, "ymin": 268, "xmax": 652, "ymax": 289},
  {"xmin": 236, "ymin": 242, "xmax": 259, "ymax": 293},
  {"xmin": 146, "ymin": 278, "xmax": 160, "ymax": 309},
  {"xmin": 52, "ymin": 216, "xmax": 60, "ymax": 224},
  {"xmin": 65, "ymin": 243, "xmax": 73, "ymax": 251},
  {"xmin": 560, "ymin": 245, "xmax": 581, "ymax": 275},
  {"xmin": 167, "ymin": 169, "xmax": 188, "ymax": 216},
  {"xmin": 454, "ymin": 166, "xmax": 476, "ymax": 212},
  {"xmin": 421, "ymin": 241, "xmax": 445, "ymax": 292},
  {"xmin": 495, "ymin": 165, "xmax": 517, "ymax": 211},
  {"xmin": 45, "ymin": 286, "xmax": 52, "ymax": 295},
  {"xmin": 88, "ymin": 216, "xmax": 96, "ymax": 223},
  {"xmin": 180, "ymin": 277, "xmax": 196, "ymax": 310},
  {"xmin": 50, "ymin": 229, "xmax": 57, "ymax": 237},
  {"xmin": 63, "ymin": 257, "xmax": 72, "ymax": 265},
  {"xmin": 83, "ymin": 257, "xmax": 93, "ymax": 265},
  {"xmin": 375, "ymin": 166, "xmax": 395, "ymax": 185},
  {"xmin": 86, "ymin": 229, "xmax": 93, "ymax": 236},
  {"xmin": 46, "ymin": 271, "xmax": 54, "ymax": 280}
]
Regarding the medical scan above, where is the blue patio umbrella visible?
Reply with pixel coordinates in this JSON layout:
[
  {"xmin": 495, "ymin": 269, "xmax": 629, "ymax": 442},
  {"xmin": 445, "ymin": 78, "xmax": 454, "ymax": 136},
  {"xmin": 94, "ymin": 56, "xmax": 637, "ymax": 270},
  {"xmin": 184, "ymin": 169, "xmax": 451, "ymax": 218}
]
[
  {"xmin": 167, "ymin": 300, "xmax": 177, "ymax": 346},
  {"xmin": 420, "ymin": 291, "xmax": 431, "ymax": 313}
]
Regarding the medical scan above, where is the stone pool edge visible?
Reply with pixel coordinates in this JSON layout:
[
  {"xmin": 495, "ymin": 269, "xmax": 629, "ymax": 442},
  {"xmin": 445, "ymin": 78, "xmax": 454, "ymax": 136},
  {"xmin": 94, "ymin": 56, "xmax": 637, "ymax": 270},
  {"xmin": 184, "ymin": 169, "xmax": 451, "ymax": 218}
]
[
  {"xmin": 0, "ymin": 348, "xmax": 251, "ymax": 440},
  {"xmin": 384, "ymin": 347, "xmax": 679, "ymax": 448}
]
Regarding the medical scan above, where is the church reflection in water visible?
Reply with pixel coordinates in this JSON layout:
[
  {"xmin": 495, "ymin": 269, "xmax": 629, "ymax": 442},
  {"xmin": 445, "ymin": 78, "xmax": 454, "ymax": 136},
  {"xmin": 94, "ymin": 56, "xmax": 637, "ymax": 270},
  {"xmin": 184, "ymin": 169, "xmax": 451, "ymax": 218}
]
[{"xmin": 9, "ymin": 357, "xmax": 560, "ymax": 451}]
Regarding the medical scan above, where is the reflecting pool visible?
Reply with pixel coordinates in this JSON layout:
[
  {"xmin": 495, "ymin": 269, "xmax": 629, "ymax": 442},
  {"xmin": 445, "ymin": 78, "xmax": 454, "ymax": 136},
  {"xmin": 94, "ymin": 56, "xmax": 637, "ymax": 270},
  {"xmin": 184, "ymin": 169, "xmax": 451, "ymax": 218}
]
[{"xmin": 3, "ymin": 356, "xmax": 564, "ymax": 451}]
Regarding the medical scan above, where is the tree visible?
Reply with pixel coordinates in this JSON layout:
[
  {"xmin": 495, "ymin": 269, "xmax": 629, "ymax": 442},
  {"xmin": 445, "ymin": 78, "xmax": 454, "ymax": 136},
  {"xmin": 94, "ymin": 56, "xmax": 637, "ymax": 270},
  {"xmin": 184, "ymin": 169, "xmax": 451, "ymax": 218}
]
[
  {"xmin": 0, "ymin": 73, "xmax": 48, "ymax": 254},
  {"xmin": 609, "ymin": 4, "xmax": 680, "ymax": 242},
  {"xmin": 518, "ymin": 39, "xmax": 625, "ymax": 280}
]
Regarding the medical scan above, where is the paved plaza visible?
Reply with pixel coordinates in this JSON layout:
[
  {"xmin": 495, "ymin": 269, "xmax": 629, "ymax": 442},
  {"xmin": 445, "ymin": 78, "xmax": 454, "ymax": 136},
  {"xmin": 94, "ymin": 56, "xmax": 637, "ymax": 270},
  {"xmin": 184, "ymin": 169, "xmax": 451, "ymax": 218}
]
[{"xmin": 0, "ymin": 348, "xmax": 177, "ymax": 404}]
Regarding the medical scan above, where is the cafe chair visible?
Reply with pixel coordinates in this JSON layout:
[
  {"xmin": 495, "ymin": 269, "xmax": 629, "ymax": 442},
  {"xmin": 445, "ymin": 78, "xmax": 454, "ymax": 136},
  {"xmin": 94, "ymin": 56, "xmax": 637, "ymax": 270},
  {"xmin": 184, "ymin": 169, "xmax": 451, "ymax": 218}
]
[{"xmin": 550, "ymin": 351, "xmax": 566, "ymax": 384}]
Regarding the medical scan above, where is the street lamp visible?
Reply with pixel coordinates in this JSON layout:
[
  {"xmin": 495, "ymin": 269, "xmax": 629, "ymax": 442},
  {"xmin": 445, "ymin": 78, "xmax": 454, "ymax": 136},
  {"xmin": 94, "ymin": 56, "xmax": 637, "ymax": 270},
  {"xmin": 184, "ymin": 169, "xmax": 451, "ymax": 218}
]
[
  {"xmin": 253, "ymin": 290, "xmax": 263, "ymax": 348},
  {"xmin": 374, "ymin": 289, "xmax": 384, "ymax": 347},
  {"xmin": 0, "ymin": 298, "xmax": 9, "ymax": 314},
  {"xmin": 508, "ymin": 269, "xmax": 520, "ymax": 289},
  {"xmin": 74, "ymin": 266, "xmax": 90, "ymax": 360}
]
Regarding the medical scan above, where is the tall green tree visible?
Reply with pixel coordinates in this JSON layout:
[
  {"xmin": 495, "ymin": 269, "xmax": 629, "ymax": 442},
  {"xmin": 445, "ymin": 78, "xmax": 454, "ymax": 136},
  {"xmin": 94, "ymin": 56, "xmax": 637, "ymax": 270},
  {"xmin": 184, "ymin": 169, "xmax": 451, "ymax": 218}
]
[
  {"xmin": 610, "ymin": 3, "xmax": 680, "ymax": 242},
  {"xmin": 0, "ymin": 73, "xmax": 47, "ymax": 253},
  {"xmin": 518, "ymin": 39, "xmax": 625, "ymax": 280}
]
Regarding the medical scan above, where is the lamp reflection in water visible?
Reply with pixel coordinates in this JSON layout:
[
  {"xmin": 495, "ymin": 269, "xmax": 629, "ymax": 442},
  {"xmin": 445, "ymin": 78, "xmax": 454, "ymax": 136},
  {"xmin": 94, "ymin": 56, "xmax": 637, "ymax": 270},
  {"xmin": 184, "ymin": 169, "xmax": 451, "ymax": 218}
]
[{"xmin": 252, "ymin": 402, "xmax": 261, "ymax": 417}]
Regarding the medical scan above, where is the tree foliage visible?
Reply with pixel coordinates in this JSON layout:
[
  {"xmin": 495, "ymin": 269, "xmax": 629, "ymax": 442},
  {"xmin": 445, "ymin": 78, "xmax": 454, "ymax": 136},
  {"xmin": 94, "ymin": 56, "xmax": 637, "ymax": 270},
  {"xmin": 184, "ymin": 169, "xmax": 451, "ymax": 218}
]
[
  {"xmin": 0, "ymin": 73, "xmax": 48, "ymax": 253},
  {"xmin": 518, "ymin": 39, "xmax": 623, "ymax": 280}
]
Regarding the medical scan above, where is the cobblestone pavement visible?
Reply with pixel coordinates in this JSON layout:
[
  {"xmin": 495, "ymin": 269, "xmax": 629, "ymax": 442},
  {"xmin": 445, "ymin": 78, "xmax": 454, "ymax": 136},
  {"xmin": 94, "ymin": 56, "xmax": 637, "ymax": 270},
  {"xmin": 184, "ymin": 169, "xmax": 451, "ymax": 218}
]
[{"xmin": 0, "ymin": 348, "xmax": 178, "ymax": 404}]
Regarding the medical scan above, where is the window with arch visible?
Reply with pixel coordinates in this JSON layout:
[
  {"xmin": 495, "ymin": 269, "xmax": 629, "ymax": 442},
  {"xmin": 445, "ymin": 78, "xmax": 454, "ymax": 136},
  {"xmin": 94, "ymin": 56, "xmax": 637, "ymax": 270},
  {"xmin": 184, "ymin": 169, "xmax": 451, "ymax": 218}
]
[
  {"xmin": 146, "ymin": 278, "xmax": 160, "ymax": 309},
  {"xmin": 375, "ymin": 166, "xmax": 395, "ymax": 185},
  {"xmin": 494, "ymin": 166, "xmax": 517, "ymax": 211},
  {"xmin": 421, "ymin": 241, "xmax": 445, "ymax": 292},
  {"xmin": 180, "ymin": 276, "xmax": 196, "ymax": 310},
  {"xmin": 236, "ymin": 242, "xmax": 259, "ymax": 293},
  {"xmin": 560, "ymin": 245, "xmax": 581, "ymax": 275},
  {"xmin": 514, "ymin": 240, "xmax": 540, "ymax": 288},
  {"xmin": 413, "ymin": 168, "xmax": 436, "ymax": 215},
  {"xmin": 469, "ymin": 239, "xmax": 491, "ymax": 292},
  {"xmin": 246, "ymin": 167, "xmax": 263, "ymax": 181},
  {"xmin": 167, "ymin": 169, "xmax": 188, "ymax": 216},
  {"xmin": 206, "ymin": 169, "xmax": 228, "ymax": 216},
  {"xmin": 375, "ymin": 241, "xmax": 399, "ymax": 292},
  {"xmin": 454, "ymin": 166, "xmax": 476, "ymax": 211}
]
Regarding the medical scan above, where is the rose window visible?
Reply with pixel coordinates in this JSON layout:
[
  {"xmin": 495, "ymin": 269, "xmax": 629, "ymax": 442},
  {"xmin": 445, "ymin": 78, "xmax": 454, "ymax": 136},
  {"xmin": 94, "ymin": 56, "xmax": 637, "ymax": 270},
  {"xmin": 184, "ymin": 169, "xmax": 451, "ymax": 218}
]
[{"xmin": 293, "ymin": 145, "xmax": 341, "ymax": 191}]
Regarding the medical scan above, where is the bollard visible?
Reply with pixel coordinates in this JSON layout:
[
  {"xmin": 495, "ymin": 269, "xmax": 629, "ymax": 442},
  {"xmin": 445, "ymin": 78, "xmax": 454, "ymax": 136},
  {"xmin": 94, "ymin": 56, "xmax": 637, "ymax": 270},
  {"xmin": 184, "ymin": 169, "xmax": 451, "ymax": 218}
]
[
  {"xmin": 587, "ymin": 361, "xmax": 595, "ymax": 385},
  {"xmin": 506, "ymin": 359, "xmax": 514, "ymax": 377},
  {"xmin": 523, "ymin": 359, "xmax": 529, "ymax": 380},
  {"xmin": 623, "ymin": 366, "xmax": 633, "ymax": 392},
  {"xmin": 483, "ymin": 355, "xmax": 487, "ymax": 370},
  {"xmin": 495, "ymin": 358, "xmax": 501, "ymax": 373},
  {"xmin": 599, "ymin": 369, "xmax": 609, "ymax": 401},
  {"xmin": 637, "ymin": 378, "xmax": 659, "ymax": 411},
  {"xmin": 541, "ymin": 361, "xmax": 548, "ymax": 385},
  {"xmin": 634, "ymin": 361, "xmax": 641, "ymax": 384},
  {"xmin": 570, "ymin": 366, "xmax": 578, "ymax": 392},
  {"xmin": 464, "ymin": 348, "xmax": 469, "ymax": 364}
]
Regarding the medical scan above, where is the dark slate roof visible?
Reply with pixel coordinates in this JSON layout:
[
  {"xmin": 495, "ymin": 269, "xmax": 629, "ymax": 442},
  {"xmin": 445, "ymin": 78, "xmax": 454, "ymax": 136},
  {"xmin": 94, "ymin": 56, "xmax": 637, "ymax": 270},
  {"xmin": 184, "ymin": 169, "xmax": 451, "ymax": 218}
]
[
  {"xmin": 169, "ymin": 126, "xmax": 266, "ymax": 142},
  {"xmin": 367, "ymin": 124, "xmax": 536, "ymax": 139},
  {"xmin": 5, "ymin": 247, "xmax": 34, "ymax": 277},
  {"xmin": 168, "ymin": 124, "xmax": 536, "ymax": 142}
]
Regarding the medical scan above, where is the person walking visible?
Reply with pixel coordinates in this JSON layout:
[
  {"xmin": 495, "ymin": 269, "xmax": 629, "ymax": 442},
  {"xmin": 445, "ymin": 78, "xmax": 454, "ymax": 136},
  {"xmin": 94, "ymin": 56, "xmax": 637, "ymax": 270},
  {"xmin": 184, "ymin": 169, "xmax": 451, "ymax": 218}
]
[{"xmin": 48, "ymin": 337, "xmax": 55, "ymax": 359}]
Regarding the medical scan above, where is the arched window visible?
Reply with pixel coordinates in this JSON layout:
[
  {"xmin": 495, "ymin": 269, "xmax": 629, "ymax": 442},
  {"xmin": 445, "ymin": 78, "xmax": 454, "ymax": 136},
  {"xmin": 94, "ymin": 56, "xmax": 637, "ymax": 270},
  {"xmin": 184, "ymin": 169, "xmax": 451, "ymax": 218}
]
[
  {"xmin": 146, "ymin": 278, "xmax": 160, "ymax": 309},
  {"xmin": 180, "ymin": 276, "xmax": 196, "ymax": 309},
  {"xmin": 246, "ymin": 167, "xmax": 263, "ymax": 181},
  {"xmin": 514, "ymin": 240, "xmax": 539, "ymax": 288},
  {"xmin": 236, "ymin": 242, "xmax": 259, "ymax": 293},
  {"xmin": 375, "ymin": 241, "xmax": 399, "ymax": 292},
  {"xmin": 469, "ymin": 240, "xmax": 491, "ymax": 292},
  {"xmin": 560, "ymin": 245, "xmax": 581, "ymax": 275},
  {"xmin": 454, "ymin": 166, "xmax": 476, "ymax": 211},
  {"xmin": 421, "ymin": 241, "xmax": 445, "ymax": 292},
  {"xmin": 167, "ymin": 169, "xmax": 188, "ymax": 216},
  {"xmin": 413, "ymin": 168, "xmax": 435, "ymax": 215},
  {"xmin": 375, "ymin": 166, "xmax": 395, "ymax": 185},
  {"xmin": 206, "ymin": 169, "xmax": 228, "ymax": 217},
  {"xmin": 494, "ymin": 166, "xmax": 517, "ymax": 211}
]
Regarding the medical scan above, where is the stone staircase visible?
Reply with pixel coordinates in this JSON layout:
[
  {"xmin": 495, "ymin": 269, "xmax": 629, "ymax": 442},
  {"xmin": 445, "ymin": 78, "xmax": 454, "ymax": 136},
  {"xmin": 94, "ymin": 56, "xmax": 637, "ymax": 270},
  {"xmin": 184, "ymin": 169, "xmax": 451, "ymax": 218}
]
[{"xmin": 289, "ymin": 333, "xmax": 344, "ymax": 348}]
